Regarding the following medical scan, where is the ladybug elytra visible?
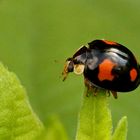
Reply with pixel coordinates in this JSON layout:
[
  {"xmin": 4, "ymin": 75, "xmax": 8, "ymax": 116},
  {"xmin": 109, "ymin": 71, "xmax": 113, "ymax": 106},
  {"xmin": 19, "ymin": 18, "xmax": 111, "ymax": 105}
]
[{"xmin": 62, "ymin": 39, "xmax": 140, "ymax": 98}]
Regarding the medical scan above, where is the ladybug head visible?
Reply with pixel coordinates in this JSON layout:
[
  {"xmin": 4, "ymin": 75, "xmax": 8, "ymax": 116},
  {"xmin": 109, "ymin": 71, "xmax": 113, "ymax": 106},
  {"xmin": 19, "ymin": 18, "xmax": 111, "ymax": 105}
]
[{"xmin": 62, "ymin": 57, "xmax": 85, "ymax": 81}]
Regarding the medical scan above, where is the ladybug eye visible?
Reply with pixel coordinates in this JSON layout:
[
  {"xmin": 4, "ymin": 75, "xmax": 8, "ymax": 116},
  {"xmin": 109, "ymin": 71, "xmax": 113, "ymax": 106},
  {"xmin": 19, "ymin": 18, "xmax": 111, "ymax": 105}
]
[
  {"xmin": 67, "ymin": 61, "xmax": 74, "ymax": 72},
  {"xmin": 74, "ymin": 64, "xmax": 85, "ymax": 75}
]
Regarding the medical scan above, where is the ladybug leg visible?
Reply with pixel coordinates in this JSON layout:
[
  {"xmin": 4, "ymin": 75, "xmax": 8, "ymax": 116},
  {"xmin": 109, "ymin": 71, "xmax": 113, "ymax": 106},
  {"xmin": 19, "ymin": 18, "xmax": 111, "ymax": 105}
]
[
  {"xmin": 84, "ymin": 78, "xmax": 98, "ymax": 97},
  {"xmin": 84, "ymin": 78, "xmax": 94, "ymax": 97},
  {"xmin": 93, "ymin": 87, "xmax": 98, "ymax": 96},
  {"xmin": 111, "ymin": 91, "xmax": 118, "ymax": 99},
  {"xmin": 106, "ymin": 90, "xmax": 110, "ymax": 97}
]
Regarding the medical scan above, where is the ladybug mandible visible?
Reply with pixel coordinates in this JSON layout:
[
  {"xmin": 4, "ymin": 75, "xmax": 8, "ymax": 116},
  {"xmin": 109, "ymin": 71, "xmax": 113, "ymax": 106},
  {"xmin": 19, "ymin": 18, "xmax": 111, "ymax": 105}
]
[{"xmin": 62, "ymin": 39, "xmax": 140, "ymax": 98}]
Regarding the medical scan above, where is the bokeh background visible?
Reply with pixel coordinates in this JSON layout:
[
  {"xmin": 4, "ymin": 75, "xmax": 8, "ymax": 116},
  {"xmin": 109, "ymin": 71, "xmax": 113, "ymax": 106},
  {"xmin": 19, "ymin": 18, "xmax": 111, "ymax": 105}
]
[{"xmin": 0, "ymin": 0, "xmax": 140, "ymax": 139}]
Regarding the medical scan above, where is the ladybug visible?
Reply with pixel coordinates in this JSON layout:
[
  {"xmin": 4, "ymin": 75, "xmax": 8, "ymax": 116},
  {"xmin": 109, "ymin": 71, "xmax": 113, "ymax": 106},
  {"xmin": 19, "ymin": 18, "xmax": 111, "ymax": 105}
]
[{"xmin": 62, "ymin": 39, "xmax": 140, "ymax": 98}]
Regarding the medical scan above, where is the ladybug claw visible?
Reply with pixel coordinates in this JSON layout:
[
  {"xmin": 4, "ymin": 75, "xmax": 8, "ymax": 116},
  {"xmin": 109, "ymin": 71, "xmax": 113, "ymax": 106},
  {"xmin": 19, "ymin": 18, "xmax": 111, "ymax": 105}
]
[
  {"xmin": 85, "ymin": 91, "xmax": 90, "ymax": 97},
  {"xmin": 111, "ymin": 91, "xmax": 118, "ymax": 99}
]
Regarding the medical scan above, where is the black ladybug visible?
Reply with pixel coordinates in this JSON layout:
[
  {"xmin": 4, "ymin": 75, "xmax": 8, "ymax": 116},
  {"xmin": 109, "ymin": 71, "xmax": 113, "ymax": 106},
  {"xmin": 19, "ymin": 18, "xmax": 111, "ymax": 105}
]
[{"xmin": 62, "ymin": 39, "xmax": 140, "ymax": 98}]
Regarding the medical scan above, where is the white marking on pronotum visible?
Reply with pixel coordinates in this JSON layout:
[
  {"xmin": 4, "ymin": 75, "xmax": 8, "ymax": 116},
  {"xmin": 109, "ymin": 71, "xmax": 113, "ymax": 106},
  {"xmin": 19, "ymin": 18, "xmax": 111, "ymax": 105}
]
[{"xmin": 74, "ymin": 64, "xmax": 85, "ymax": 75}]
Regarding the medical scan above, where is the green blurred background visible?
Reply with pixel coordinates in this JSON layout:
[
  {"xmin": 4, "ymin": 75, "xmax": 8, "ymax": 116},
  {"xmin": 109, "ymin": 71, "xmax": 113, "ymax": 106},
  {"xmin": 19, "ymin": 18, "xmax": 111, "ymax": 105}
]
[{"xmin": 0, "ymin": 0, "xmax": 140, "ymax": 139}]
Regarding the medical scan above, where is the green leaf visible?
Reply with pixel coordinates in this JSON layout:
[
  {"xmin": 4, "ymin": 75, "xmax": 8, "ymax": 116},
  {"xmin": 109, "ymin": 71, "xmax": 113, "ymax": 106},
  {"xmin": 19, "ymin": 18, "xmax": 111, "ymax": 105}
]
[
  {"xmin": 45, "ymin": 116, "xmax": 69, "ymax": 140},
  {"xmin": 0, "ymin": 63, "xmax": 44, "ymax": 140},
  {"xmin": 76, "ymin": 88, "xmax": 112, "ymax": 140},
  {"xmin": 75, "ymin": 88, "xmax": 128, "ymax": 140},
  {"xmin": 112, "ymin": 116, "xmax": 128, "ymax": 140}
]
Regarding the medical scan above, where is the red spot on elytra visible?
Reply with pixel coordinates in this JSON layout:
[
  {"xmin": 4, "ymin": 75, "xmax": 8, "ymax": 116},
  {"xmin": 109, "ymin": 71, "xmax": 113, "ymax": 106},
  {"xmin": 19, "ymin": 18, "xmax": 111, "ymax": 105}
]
[
  {"xmin": 130, "ymin": 68, "xmax": 137, "ymax": 82},
  {"xmin": 102, "ymin": 40, "xmax": 118, "ymax": 45},
  {"xmin": 98, "ymin": 59, "xmax": 116, "ymax": 81}
]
